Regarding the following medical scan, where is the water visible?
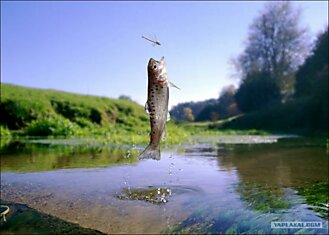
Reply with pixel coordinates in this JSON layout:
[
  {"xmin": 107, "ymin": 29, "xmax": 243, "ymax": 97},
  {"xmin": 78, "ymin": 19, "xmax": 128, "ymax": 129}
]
[{"xmin": 0, "ymin": 136, "xmax": 328, "ymax": 234}]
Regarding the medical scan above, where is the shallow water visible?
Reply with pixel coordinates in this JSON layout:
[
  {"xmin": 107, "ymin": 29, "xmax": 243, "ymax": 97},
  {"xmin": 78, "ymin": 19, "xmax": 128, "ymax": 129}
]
[{"xmin": 1, "ymin": 136, "xmax": 328, "ymax": 234}]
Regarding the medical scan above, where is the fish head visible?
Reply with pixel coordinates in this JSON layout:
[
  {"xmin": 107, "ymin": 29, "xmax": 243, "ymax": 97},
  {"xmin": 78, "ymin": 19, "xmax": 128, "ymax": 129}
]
[{"xmin": 148, "ymin": 57, "xmax": 168, "ymax": 86}]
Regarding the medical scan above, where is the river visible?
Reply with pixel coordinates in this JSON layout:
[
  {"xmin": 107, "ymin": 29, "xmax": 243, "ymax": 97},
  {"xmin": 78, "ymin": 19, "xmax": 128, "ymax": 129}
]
[{"xmin": 1, "ymin": 135, "xmax": 328, "ymax": 234}]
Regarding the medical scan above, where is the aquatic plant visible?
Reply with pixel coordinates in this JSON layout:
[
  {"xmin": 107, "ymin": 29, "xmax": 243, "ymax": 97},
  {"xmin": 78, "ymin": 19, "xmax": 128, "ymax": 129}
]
[
  {"xmin": 297, "ymin": 181, "xmax": 329, "ymax": 219},
  {"xmin": 236, "ymin": 182, "xmax": 290, "ymax": 213}
]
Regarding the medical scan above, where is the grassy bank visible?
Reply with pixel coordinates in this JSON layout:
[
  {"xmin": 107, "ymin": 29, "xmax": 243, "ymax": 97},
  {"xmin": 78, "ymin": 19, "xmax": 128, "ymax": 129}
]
[
  {"xmin": 1, "ymin": 83, "xmax": 148, "ymax": 133},
  {"xmin": 1, "ymin": 84, "xmax": 246, "ymax": 147},
  {"xmin": 0, "ymin": 83, "xmax": 281, "ymax": 150},
  {"xmin": 0, "ymin": 83, "xmax": 198, "ymax": 145}
]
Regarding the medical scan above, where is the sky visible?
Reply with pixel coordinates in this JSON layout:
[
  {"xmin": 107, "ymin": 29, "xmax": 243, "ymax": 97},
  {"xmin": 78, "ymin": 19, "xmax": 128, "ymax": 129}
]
[{"xmin": 1, "ymin": 1, "xmax": 328, "ymax": 108}]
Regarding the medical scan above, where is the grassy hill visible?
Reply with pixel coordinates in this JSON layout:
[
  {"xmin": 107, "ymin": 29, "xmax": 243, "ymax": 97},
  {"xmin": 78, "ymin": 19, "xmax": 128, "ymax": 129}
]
[
  {"xmin": 0, "ymin": 83, "xmax": 192, "ymax": 145},
  {"xmin": 1, "ymin": 83, "xmax": 147, "ymax": 130}
]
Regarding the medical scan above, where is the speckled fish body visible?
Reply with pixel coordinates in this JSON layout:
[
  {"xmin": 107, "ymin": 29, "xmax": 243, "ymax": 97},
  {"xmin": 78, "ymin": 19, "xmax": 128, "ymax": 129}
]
[{"xmin": 138, "ymin": 57, "xmax": 169, "ymax": 160}]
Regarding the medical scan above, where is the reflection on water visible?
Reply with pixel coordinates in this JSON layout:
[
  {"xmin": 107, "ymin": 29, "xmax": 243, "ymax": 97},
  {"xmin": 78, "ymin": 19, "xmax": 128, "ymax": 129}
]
[
  {"xmin": 0, "ymin": 136, "xmax": 328, "ymax": 234},
  {"xmin": 218, "ymin": 141, "xmax": 328, "ymax": 187},
  {"xmin": 1, "ymin": 141, "xmax": 138, "ymax": 173}
]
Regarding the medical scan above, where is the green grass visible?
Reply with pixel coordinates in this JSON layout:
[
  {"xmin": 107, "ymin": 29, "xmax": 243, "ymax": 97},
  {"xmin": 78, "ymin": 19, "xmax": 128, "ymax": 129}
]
[
  {"xmin": 1, "ymin": 83, "xmax": 149, "ymax": 137},
  {"xmin": 1, "ymin": 83, "xmax": 148, "ymax": 128},
  {"xmin": 1, "ymin": 83, "xmax": 273, "ymax": 148},
  {"xmin": 0, "ymin": 125, "xmax": 12, "ymax": 148}
]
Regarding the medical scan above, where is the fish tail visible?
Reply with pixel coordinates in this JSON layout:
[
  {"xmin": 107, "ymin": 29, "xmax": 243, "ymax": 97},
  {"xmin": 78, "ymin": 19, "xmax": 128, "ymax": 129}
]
[{"xmin": 138, "ymin": 144, "xmax": 161, "ymax": 160}]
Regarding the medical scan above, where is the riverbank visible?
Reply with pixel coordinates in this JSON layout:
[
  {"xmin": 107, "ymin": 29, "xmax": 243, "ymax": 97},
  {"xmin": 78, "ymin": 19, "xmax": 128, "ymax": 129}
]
[
  {"xmin": 1, "ymin": 83, "xmax": 274, "ymax": 150},
  {"xmin": 2, "ymin": 83, "xmax": 326, "ymax": 152}
]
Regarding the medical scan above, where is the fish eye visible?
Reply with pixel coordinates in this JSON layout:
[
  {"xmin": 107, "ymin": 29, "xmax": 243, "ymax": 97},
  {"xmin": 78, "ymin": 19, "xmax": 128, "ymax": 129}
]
[{"xmin": 153, "ymin": 64, "xmax": 157, "ymax": 70}]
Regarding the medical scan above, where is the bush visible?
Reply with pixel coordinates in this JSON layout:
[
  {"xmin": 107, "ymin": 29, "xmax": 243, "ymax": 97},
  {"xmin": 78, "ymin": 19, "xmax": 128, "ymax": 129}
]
[
  {"xmin": 24, "ymin": 116, "xmax": 82, "ymax": 137},
  {"xmin": 0, "ymin": 125, "xmax": 12, "ymax": 149},
  {"xmin": 0, "ymin": 100, "xmax": 51, "ymax": 129},
  {"xmin": 74, "ymin": 117, "xmax": 95, "ymax": 128}
]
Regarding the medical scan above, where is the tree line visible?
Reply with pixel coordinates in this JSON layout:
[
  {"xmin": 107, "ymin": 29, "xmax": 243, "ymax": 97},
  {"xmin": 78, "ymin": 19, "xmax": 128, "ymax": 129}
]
[{"xmin": 171, "ymin": 2, "xmax": 328, "ymax": 132}]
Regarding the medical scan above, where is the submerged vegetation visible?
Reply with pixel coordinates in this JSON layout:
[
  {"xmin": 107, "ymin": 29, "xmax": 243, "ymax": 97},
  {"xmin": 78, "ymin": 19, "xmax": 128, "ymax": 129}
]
[
  {"xmin": 236, "ymin": 182, "xmax": 289, "ymax": 212},
  {"xmin": 162, "ymin": 181, "xmax": 328, "ymax": 235},
  {"xmin": 297, "ymin": 181, "xmax": 329, "ymax": 219}
]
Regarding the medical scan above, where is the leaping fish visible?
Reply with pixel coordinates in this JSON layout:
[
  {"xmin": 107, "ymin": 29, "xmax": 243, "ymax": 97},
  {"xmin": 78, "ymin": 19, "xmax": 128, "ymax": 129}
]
[{"xmin": 139, "ymin": 57, "xmax": 169, "ymax": 160}]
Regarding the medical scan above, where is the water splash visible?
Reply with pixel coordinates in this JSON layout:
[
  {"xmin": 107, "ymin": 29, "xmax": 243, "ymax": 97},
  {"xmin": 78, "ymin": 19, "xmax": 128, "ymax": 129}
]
[{"xmin": 115, "ymin": 186, "xmax": 171, "ymax": 204}]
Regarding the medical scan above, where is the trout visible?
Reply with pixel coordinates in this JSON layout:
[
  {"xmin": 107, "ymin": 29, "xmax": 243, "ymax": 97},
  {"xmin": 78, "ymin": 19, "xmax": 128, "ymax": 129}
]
[{"xmin": 139, "ymin": 57, "xmax": 169, "ymax": 160}]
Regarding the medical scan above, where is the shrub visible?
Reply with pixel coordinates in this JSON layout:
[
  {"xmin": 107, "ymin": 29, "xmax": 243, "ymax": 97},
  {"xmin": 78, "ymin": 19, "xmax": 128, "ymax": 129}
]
[
  {"xmin": 74, "ymin": 117, "xmax": 95, "ymax": 128},
  {"xmin": 24, "ymin": 116, "xmax": 82, "ymax": 136},
  {"xmin": 0, "ymin": 125, "xmax": 12, "ymax": 149}
]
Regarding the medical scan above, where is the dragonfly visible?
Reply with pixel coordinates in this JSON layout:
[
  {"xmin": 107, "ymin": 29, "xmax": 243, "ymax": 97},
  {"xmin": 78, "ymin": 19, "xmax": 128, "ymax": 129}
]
[{"xmin": 142, "ymin": 35, "xmax": 161, "ymax": 46}]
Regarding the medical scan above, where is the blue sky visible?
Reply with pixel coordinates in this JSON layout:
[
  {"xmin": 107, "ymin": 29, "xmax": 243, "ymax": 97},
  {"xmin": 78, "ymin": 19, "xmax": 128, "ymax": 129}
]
[{"xmin": 1, "ymin": 1, "xmax": 328, "ymax": 108}]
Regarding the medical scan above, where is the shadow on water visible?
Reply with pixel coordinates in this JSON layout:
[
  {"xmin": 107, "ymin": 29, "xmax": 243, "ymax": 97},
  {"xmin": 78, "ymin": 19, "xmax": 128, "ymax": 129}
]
[{"xmin": 1, "ymin": 136, "xmax": 328, "ymax": 234}]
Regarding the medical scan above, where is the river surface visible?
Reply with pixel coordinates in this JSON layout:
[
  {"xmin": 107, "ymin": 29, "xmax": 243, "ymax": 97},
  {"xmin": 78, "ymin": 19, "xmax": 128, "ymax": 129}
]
[{"xmin": 1, "ymin": 135, "xmax": 328, "ymax": 234}]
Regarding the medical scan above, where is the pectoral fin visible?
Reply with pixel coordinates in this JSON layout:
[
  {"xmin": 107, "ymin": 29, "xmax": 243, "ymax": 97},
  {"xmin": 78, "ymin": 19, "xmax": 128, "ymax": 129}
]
[
  {"xmin": 162, "ymin": 128, "xmax": 166, "ymax": 141},
  {"xmin": 167, "ymin": 112, "xmax": 171, "ymax": 122},
  {"xmin": 144, "ymin": 102, "xmax": 149, "ymax": 114},
  {"xmin": 169, "ymin": 81, "xmax": 180, "ymax": 90}
]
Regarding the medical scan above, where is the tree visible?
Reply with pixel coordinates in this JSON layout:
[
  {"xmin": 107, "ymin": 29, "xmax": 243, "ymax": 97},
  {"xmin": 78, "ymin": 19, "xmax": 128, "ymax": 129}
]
[
  {"xmin": 118, "ymin": 95, "xmax": 132, "ymax": 101},
  {"xmin": 196, "ymin": 104, "xmax": 219, "ymax": 122},
  {"xmin": 170, "ymin": 99, "xmax": 217, "ymax": 121},
  {"xmin": 218, "ymin": 85, "xmax": 240, "ymax": 117},
  {"xmin": 183, "ymin": 107, "xmax": 194, "ymax": 122},
  {"xmin": 295, "ymin": 28, "xmax": 328, "ymax": 98},
  {"xmin": 196, "ymin": 85, "xmax": 240, "ymax": 121},
  {"xmin": 235, "ymin": 71, "xmax": 281, "ymax": 112},
  {"xmin": 218, "ymin": 85, "xmax": 236, "ymax": 107},
  {"xmin": 235, "ymin": 1, "xmax": 310, "ymax": 107},
  {"xmin": 210, "ymin": 112, "xmax": 219, "ymax": 122},
  {"xmin": 294, "ymin": 28, "xmax": 328, "ymax": 129}
]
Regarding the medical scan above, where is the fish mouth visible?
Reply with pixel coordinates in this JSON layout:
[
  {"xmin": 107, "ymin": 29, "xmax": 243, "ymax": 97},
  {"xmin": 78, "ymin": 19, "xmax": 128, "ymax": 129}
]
[{"xmin": 158, "ymin": 79, "xmax": 167, "ymax": 85}]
